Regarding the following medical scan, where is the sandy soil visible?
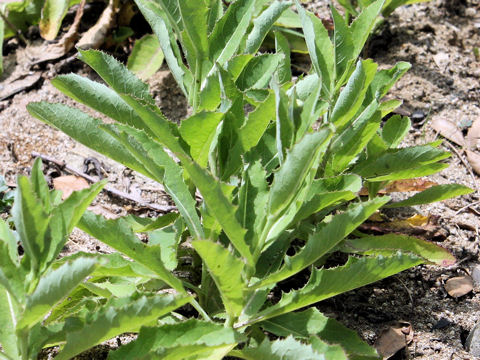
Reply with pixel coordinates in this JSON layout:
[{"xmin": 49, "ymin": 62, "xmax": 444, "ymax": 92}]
[{"xmin": 0, "ymin": 0, "xmax": 479, "ymax": 358}]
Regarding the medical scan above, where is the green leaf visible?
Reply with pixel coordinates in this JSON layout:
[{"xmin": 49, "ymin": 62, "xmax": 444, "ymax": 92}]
[
  {"xmin": 39, "ymin": 0, "xmax": 69, "ymax": 40},
  {"xmin": 267, "ymin": 130, "xmax": 332, "ymax": 217},
  {"xmin": 364, "ymin": 62, "xmax": 411, "ymax": 105},
  {"xmin": 385, "ymin": 184, "xmax": 473, "ymax": 208},
  {"xmin": 79, "ymin": 211, "xmax": 185, "ymax": 292},
  {"xmin": 26, "ymin": 102, "xmax": 152, "ymax": 178},
  {"xmin": 127, "ymin": 34, "xmax": 164, "ymax": 80},
  {"xmin": 149, "ymin": 219, "xmax": 183, "ymax": 271},
  {"xmin": 350, "ymin": 0, "xmax": 384, "ymax": 57},
  {"xmin": 0, "ymin": 220, "xmax": 24, "ymax": 303},
  {"xmin": 342, "ymin": 234, "xmax": 456, "ymax": 266},
  {"xmin": 179, "ymin": 112, "xmax": 224, "ymax": 167},
  {"xmin": 209, "ymin": 0, "xmax": 256, "ymax": 66},
  {"xmin": 0, "ymin": 18, "xmax": 3, "ymax": 76},
  {"xmin": 256, "ymin": 197, "xmax": 389, "ymax": 288},
  {"xmin": 178, "ymin": 0, "xmax": 209, "ymax": 59},
  {"xmin": 30, "ymin": 157, "xmax": 52, "ymax": 212},
  {"xmin": 245, "ymin": 1, "xmax": 291, "ymax": 54},
  {"xmin": 235, "ymin": 336, "xmax": 323, "ymax": 360},
  {"xmin": 18, "ymin": 257, "xmax": 97, "ymax": 329},
  {"xmin": 382, "ymin": 115, "xmax": 411, "ymax": 148},
  {"xmin": 0, "ymin": 287, "xmax": 19, "ymax": 359},
  {"xmin": 261, "ymin": 308, "xmax": 379, "ymax": 359},
  {"xmin": 193, "ymin": 240, "xmax": 247, "ymax": 318},
  {"xmin": 295, "ymin": 1, "xmax": 334, "ymax": 97},
  {"xmin": 331, "ymin": 5, "xmax": 354, "ymax": 81},
  {"xmin": 109, "ymin": 319, "xmax": 246, "ymax": 360},
  {"xmin": 56, "ymin": 293, "xmax": 192, "ymax": 360},
  {"xmin": 251, "ymin": 253, "xmax": 423, "ymax": 323},
  {"xmin": 274, "ymin": 31, "xmax": 292, "ymax": 84},
  {"xmin": 236, "ymin": 54, "xmax": 283, "ymax": 91}
]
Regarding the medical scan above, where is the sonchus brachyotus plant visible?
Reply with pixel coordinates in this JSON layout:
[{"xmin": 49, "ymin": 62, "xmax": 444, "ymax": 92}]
[{"xmin": 22, "ymin": 0, "xmax": 472, "ymax": 358}]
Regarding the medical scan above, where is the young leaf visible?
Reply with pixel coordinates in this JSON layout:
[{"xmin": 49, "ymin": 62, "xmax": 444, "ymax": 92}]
[
  {"xmin": 109, "ymin": 319, "xmax": 246, "ymax": 360},
  {"xmin": 385, "ymin": 184, "xmax": 473, "ymax": 208},
  {"xmin": 245, "ymin": 1, "xmax": 291, "ymax": 54},
  {"xmin": 79, "ymin": 211, "xmax": 185, "ymax": 292},
  {"xmin": 0, "ymin": 287, "xmax": 20, "ymax": 359},
  {"xmin": 193, "ymin": 240, "xmax": 247, "ymax": 318},
  {"xmin": 331, "ymin": 5, "xmax": 354, "ymax": 81},
  {"xmin": 39, "ymin": 0, "xmax": 69, "ymax": 40},
  {"xmin": 127, "ymin": 34, "xmax": 164, "ymax": 80},
  {"xmin": 382, "ymin": 115, "xmax": 411, "ymax": 148},
  {"xmin": 342, "ymin": 234, "xmax": 456, "ymax": 266},
  {"xmin": 261, "ymin": 308, "xmax": 379, "ymax": 359},
  {"xmin": 256, "ymin": 197, "xmax": 390, "ymax": 288},
  {"xmin": 350, "ymin": 0, "xmax": 384, "ymax": 57},
  {"xmin": 17, "ymin": 257, "xmax": 97, "ymax": 330},
  {"xmin": 177, "ymin": 0, "xmax": 209, "ymax": 60},
  {"xmin": 236, "ymin": 54, "xmax": 283, "ymax": 91},
  {"xmin": 274, "ymin": 31, "xmax": 292, "ymax": 84},
  {"xmin": 30, "ymin": 157, "xmax": 52, "ymax": 212},
  {"xmin": 252, "ymin": 253, "xmax": 423, "ymax": 323},
  {"xmin": 56, "ymin": 294, "xmax": 192, "ymax": 360}
]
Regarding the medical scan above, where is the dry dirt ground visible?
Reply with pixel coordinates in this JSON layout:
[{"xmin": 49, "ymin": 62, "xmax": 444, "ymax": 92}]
[{"xmin": 1, "ymin": 0, "xmax": 480, "ymax": 359}]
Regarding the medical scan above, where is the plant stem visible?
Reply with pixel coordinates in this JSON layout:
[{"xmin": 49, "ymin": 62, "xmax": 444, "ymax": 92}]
[
  {"xmin": 0, "ymin": 10, "xmax": 27, "ymax": 46},
  {"xmin": 190, "ymin": 298, "xmax": 212, "ymax": 322}
]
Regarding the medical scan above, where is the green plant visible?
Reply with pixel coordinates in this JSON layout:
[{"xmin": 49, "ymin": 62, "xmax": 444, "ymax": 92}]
[
  {"xmin": 0, "ymin": 175, "xmax": 14, "ymax": 213},
  {"xmin": 24, "ymin": 0, "xmax": 471, "ymax": 358},
  {"xmin": 336, "ymin": 0, "xmax": 430, "ymax": 18}
]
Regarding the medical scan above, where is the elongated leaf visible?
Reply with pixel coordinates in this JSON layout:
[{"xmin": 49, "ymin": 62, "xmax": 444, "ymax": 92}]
[
  {"xmin": 256, "ymin": 197, "xmax": 389, "ymax": 288},
  {"xmin": 274, "ymin": 31, "xmax": 292, "ymax": 84},
  {"xmin": 30, "ymin": 157, "xmax": 52, "ymax": 212},
  {"xmin": 386, "ymin": 184, "xmax": 473, "ymax": 208},
  {"xmin": 235, "ymin": 336, "xmax": 323, "ymax": 360},
  {"xmin": 261, "ymin": 308, "xmax": 379, "ymax": 359},
  {"xmin": 268, "ymin": 130, "xmax": 332, "ymax": 217},
  {"xmin": 331, "ymin": 5, "xmax": 354, "ymax": 81},
  {"xmin": 368, "ymin": 163, "xmax": 450, "ymax": 182},
  {"xmin": 252, "ymin": 253, "xmax": 423, "ymax": 322},
  {"xmin": 193, "ymin": 240, "xmax": 247, "ymax": 318},
  {"xmin": 179, "ymin": 112, "xmax": 224, "ymax": 167},
  {"xmin": 178, "ymin": 0, "xmax": 209, "ymax": 59},
  {"xmin": 209, "ymin": 0, "xmax": 256, "ymax": 66},
  {"xmin": 382, "ymin": 115, "xmax": 410, "ymax": 148},
  {"xmin": 26, "ymin": 102, "xmax": 152, "ymax": 178},
  {"xmin": 0, "ymin": 18, "xmax": 3, "ymax": 76},
  {"xmin": 0, "ymin": 287, "xmax": 19, "ymax": 359},
  {"xmin": 56, "ymin": 294, "xmax": 192, "ymax": 360},
  {"xmin": 342, "ymin": 234, "xmax": 456, "ymax": 266},
  {"xmin": 350, "ymin": 0, "xmax": 384, "ymax": 57},
  {"xmin": 135, "ymin": 0, "xmax": 191, "ymax": 95},
  {"xmin": 236, "ymin": 54, "xmax": 283, "ymax": 91},
  {"xmin": 79, "ymin": 211, "xmax": 185, "ymax": 292},
  {"xmin": 364, "ymin": 62, "xmax": 411, "ymax": 105},
  {"xmin": 18, "ymin": 257, "xmax": 97, "ymax": 329},
  {"xmin": 39, "ymin": 0, "xmax": 69, "ymax": 40},
  {"xmin": 127, "ymin": 34, "xmax": 164, "ymax": 80},
  {"xmin": 245, "ymin": 1, "xmax": 291, "ymax": 54},
  {"xmin": 0, "ymin": 220, "xmax": 24, "ymax": 303},
  {"xmin": 109, "ymin": 319, "xmax": 246, "ymax": 360},
  {"xmin": 295, "ymin": 1, "xmax": 334, "ymax": 97}
]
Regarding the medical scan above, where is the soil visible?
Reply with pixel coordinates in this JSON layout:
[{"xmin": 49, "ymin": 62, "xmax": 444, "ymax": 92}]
[{"xmin": 0, "ymin": 0, "xmax": 479, "ymax": 359}]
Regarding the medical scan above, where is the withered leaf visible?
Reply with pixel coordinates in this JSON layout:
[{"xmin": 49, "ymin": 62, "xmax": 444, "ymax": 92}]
[
  {"xmin": 431, "ymin": 116, "xmax": 465, "ymax": 147},
  {"xmin": 466, "ymin": 150, "xmax": 480, "ymax": 176},
  {"xmin": 466, "ymin": 119, "xmax": 480, "ymax": 150},
  {"xmin": 445, "ymin": 275, "xmax": 474, "ymax": 298},
  {"xmin": 53, "ymin": 175, "xmax": 89, "ymax": 199},
  {"xmin": 375, "ymin": 322, "xmax": 413, "ymax": 359}
]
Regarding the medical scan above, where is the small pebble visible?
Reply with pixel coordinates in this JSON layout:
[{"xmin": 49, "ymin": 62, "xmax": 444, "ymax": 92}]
[
  {"xmin": 466, "ymin": 322, "xmax": 480, "ymax": 356},
  {"xmin": 411, "ymin": 110, "xmax": 426, "ymax": 122},
  {"xmin": 433, "ymin": 318, "xmax": 453, "ymax": 329},
  {"xmin": 472, "ymin": 265, "xmax": 480, "ymax": 286}
]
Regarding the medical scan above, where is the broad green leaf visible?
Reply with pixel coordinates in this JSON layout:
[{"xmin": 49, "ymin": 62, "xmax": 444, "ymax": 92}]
[
  {"xmin": 342, "ymin": 234, "xmax": 456, "ymax": 266},
  {"xmin": 366, "ymin": 163, "xmax": 450, "ymax": 182},
  {"xmin": 209, "ymin": 0, "xmax": 256, "ymax": 66},
  {"xmin": 353, "ymin": 145, "xmax": 450, "ymax": 179},
  {"xmin": 127, "ymin": 34, "xmax": 164, "ymax": 80},
  {"xmin": 0, "ymin": 287, "xmax": 19, "ymax": 359},
  {"xmin": 206, "ymin": 0, "xmax": 222, "ymax": 33},
  {"xmin": 261, "ymin": 308, "xmax": 379, "ymax": 359},
  {"xmin": 26, "ymin": 102, "xmax": 152, "ymax": 178},
  {"xmin": 78, "ymin": 49, "xmax": 154, "ymax": 104},
  {"xmin": 0, "ymin": 220, "xmax": 24, "ymax": 303},
  {"xmin": 245, "ymin": 1, "xmax": 291, "ymax": 54},
  {"xmin": 193, "ymin": 240, "xmax": 247, "ymax": 318},
  {"xmin": 275, "ymin": 8, "xmax": 302, "ymax": 28},
  {"xmin": 30, "ymin": 157, "xmax": 52, "ymax": 212},
  {"xmin": 295, "ymin": 1, "xmax": 334, "ymax": 97},
  {"xmin": 149, "ymin": 219, "xmax": 184, "ymax": 271},
  {"xmin": 178, "ymin": 0, "xmax": 209, "ymax": 59},
  {"xmin": 274, "ymin": 31, "xmax": 292, "ymax": 84},
  {"xmin": 310, "ymin": 174, "xmax": 363, "ymax": 194},
  {"xmin": 18, "ymin": 257, "xmax": 97, "ymax": 329},
  {"xmin": 127, "ymin": 213, "xmax": 179, "ymax": 233},
  {"xmin": 135, "ymin": 0, "xmax": 191, "ymax": 95},
  {"xmin": 364, "ymin": 62, "xmax": 411, "ymax": 105},
  {"xmin": 234, "ymin": 336, "xmax": 323, "ymax": 360},
  {"xmin": 331, "ymin": 5, "xmax": 354, "ymax": 81},
  {"xmin": 350, "ymin": 0, "xmax": 384, "ymax": 57},
  {"xmin": 179, "ymin": 112, "xmax": 224, "ymax": 167},
  {"xmin": 381, "ymin": 115, "xmax": 411, "ymax": 148},
  {"xmin": 109, "ymin": 319, "xmax": 246, "ymax": 360},
  {"xmin": 236, "ymin": 54, "xmax": 283, "ymax": 91},
  {"xmin": 257, "ymin": 197, "xmax": 389, "ymax": 288},
  {"xmin": 385, "ymin": 184, "xmax": 473, "ymax": 208},
  {"xmin": 79, "ymin": 211, "xmax": 185, "ymax": 292},
  {"xmin": 56, "ymin": 293, "xmax": 192, "ymax": 360},
  {"xmin": 309, "ymin": 337, "xmax": 349, "ymax": 360},
  {"xmin": 325, "ymin": 101, "xmax": 381, "ymax": 176},
  {"xmin": 39, "ymin": 0, "xmax": 69, "ymax": 40},
  {"xmin": 273, "ymin": 78, "xmax": 293, "ymax": 162},
  {"xmin": 330, "ymin": 59, "xmax": 378, "ymax": 129},
  {"xmin": 252, "ymin": 253, "xmax": 423, "ymax": 322},
  {"xmin": 12, "ymin": 175, "xmax": 49, "ymax": 273},
  {"xmin": 267, "ymin": 130, "xmax": 332, "ymax": 217}
]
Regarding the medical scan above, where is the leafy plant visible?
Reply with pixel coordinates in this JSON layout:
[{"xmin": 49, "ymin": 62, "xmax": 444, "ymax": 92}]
[
  {"xmin": 336, "ymin": 0, "xmax": 430, "ymax": 18},
  {"xmin": 0, "ymin": 175, "xmax": 14, "ymax": 213},
  {"xmin": 25, "ymin": 0, "xmax": 471, "ymax": 357}
]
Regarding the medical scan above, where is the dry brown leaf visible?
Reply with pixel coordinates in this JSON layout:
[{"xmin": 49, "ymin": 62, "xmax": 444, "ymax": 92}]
[
  {"xmin": 53, "ymin": 175, "xmax": 89, "ymax": 199},
  {"xmin": 433, "ymin": 52, "xmax": 450, "ymax": 70},
  {"xmin": 76, "ymin": 0, "xmax": 119, "ymax": 49},
  {"xmin": 359, "ymin": 179, "xmax": 438, "ymax": 196},
  {"xmin": 0, "ymin": 72, "xmax": 42, "ymax": 100},
  {"xmin": 375, "ymin": 322, "xmax": 413, "ymax": 359},
  {"xmin": 466, "ymin": 150, "xmax": 480, "ymax": 176},
  {"xmin": 28, "ymin": 0, "xmax": 85, "ymax": 65},
  {"xmin": 466, "ymin": 119, "xmax": 480, "ymax": 150},
  {"xmin": 431, "ymin": 116, "xmax": 465, "ymax": 147},
  {"xmin": 445, "ymin": 275, "xmax": 474, "ymax": 298}
]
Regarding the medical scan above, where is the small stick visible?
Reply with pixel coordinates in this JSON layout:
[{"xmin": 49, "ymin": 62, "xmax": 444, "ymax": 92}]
[
  {"xmin": 0, "ymin": 9, "xmax": 27, "ymax": 46},
  {"xmin": 454, "ymin": 200, "xmax": 480, "ymax": 216},
  {"xmin": 32, "ymin": 152, "xmax": 176, "ymax": 213},
  {"xmin": 443, "ymin": 141, "xmax": 479, "ymax": 193}
]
